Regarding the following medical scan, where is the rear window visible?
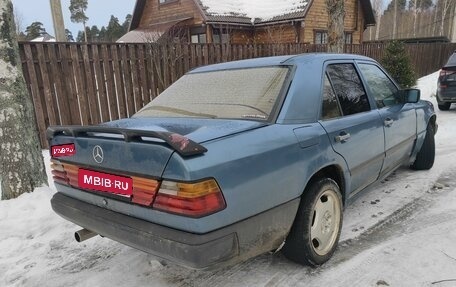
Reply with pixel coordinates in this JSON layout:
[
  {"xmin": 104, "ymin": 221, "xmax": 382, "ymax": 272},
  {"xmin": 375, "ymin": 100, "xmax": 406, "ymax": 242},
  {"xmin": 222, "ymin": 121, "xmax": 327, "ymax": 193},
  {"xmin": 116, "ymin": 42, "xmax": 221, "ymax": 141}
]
[
  {"xmin": 134, "ymin": 67, "xmax": 289, "ymax": 120},
  {"xmin": 446, "ymin": 53, "xmax": 456, "ymax": 66}
]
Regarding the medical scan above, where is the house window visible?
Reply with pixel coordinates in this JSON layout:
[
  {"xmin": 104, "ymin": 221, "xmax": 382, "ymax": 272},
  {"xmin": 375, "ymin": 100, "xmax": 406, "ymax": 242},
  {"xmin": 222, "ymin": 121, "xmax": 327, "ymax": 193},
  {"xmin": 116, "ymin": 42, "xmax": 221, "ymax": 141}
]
[
  {"xmin": 315, "ymin": 31, "xmax": 353, "ymax": 45},
  {"xmin": 213, "ymin": 29, "xmax": 230, "ymax": 44},
  {"xmin": 191, "ymin": 34, "xmax": 207, "ymax": 43},
  {"xmin": 191, "ymin": 27, "xmax": 207, "ymax": 44},
  {"xmin": 315, "ymin": 31, "xmax": 328, "ymax": 44},
  {"xmin": 159, "ymin": 0, "xmax": 177, "ymax": 4},
  {"xmin": 344, "ymin": 32, "xmax": 353, "ymax": 44}
]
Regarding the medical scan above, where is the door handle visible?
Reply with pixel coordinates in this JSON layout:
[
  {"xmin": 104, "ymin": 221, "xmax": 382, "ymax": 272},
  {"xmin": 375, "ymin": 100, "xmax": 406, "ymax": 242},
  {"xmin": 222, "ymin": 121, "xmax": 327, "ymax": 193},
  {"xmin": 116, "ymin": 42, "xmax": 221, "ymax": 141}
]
[
  {"xmin": 335, "ymin": 132, "xmax": 351, "ymax": 143},
  {"xmin": 384, "ymin": 118, "xmax": 394, "ymax": 127}
]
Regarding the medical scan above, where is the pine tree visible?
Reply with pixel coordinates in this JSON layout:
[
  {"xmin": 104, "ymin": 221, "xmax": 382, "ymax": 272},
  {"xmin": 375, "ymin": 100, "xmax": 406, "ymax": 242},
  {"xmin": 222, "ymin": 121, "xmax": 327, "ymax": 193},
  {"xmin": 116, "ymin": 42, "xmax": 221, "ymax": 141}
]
[
  {"xmin": 381, "ymin": 41, "xmax": 416, "ymax": 88},
  {"xmin": 65, "ymin": 29, "xmax": 74, "ymax": 41},
  {"xmin": 90, "ymin": 25, "xmax": 100, "ymax": 42},
  {"xmin": 106, "ymin": 15, "xmax": 123, "ymax": 42},
  {"xmin": 24, "ymin": 21, "xmax": 46, "ymax": 40},
  {"xmin": 122, "ymin": 14, "xmax": 132, "ymax": 33},
  {"xmin": 69, "ymin": 0, "xmax": 88, "ymax": 42}
]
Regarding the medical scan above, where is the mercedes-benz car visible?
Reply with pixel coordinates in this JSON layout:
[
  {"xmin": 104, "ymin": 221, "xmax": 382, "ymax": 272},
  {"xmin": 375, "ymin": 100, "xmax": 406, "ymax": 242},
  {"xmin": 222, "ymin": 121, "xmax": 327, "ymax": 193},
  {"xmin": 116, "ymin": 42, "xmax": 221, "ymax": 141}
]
[{"xmin": 49, "ymin": 54, "xmax": 437, "ymax": 269}]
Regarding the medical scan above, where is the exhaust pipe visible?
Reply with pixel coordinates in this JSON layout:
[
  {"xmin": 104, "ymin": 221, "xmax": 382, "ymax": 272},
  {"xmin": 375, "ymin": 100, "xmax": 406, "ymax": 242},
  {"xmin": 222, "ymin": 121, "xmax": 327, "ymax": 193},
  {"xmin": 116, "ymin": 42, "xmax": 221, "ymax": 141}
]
[{"xmin": 75, "ymin": 228, "xmax": 97, "ymax": 242}]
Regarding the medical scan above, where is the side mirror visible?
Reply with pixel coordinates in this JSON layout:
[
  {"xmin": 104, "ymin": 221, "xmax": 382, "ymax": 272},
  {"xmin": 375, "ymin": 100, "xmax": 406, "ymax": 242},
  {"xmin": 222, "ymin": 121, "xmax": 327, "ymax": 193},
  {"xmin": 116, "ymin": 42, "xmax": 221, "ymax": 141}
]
[{"xmin": 402, "ymin": 88, "xmax": 420, "ymax": 103}]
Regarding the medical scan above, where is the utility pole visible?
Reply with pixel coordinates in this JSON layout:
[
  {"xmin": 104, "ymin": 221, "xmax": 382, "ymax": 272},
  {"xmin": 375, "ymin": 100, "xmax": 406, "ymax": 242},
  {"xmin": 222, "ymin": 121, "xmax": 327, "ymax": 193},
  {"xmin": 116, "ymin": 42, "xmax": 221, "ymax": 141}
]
[{"xmin": 50, "ymin": 0, "xmax": 66, "ymax": 41}]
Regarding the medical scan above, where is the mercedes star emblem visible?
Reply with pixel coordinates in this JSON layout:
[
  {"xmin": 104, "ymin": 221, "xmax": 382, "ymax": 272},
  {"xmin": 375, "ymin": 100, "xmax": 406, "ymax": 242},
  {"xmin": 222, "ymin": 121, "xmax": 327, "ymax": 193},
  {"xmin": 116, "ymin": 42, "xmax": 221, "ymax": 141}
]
[{"xmin": 93, "ymin": 145, "xmax": 104, "ymax": 164}]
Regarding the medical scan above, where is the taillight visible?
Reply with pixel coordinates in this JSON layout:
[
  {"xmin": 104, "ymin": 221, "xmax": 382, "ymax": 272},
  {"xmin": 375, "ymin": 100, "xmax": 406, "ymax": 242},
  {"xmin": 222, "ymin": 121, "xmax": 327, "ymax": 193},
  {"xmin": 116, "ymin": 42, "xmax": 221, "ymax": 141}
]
[
  {"xmin": 153, "ymin": 179, "xmax": 226, "ymax": 218},
  {"xmin": 132, "ymin": 176, "xmax": 159, "ymax": 206},
  {"xmin": 51, "ymin": 159, "xmax": 78, "ymax": 186},
  {"xmin": 51, "ymin": 160, "xmax": 68, "ymax": 185},
  {"xmin": 440, "ymin": 69, "xmax": 455, "ymax": 77},
  {"xmin": 50, "ymin": 161, "xmax": 224, "ymax": 217}
]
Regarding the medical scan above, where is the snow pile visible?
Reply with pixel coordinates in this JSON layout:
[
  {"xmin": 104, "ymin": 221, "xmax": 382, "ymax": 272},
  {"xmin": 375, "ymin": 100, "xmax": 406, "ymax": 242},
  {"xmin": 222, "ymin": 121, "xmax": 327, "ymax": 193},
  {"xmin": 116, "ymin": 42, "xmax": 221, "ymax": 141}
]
[
  {"xmin": 200, "ymin": 0, "xmax": 308, "ymax": 22},
  {"xmin": 416, "ymin": 70, "xmax": 439, "ymax": 100}
]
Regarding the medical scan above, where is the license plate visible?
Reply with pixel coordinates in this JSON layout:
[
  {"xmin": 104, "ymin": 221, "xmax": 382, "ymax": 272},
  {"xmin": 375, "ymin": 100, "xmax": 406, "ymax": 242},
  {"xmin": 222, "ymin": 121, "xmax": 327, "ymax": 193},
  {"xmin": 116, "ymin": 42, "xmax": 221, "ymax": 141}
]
[
  {"xmin": 51, "ymin": 144, "xmax": 76, "ymax": 157},
  {"xmin": 78, "ymin": 169, "xmax": 133, "ymax": 197}
]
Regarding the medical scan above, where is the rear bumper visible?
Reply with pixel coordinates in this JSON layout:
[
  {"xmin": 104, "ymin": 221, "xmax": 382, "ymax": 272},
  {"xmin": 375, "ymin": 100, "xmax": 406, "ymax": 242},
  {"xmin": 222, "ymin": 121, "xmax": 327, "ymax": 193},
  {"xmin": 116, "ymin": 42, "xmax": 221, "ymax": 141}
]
[
  {"xmin": 437, "ymin": 89, "xmax": 456, "ymax": 102},
  {"xmin": 51, "ymin": 192, "xmax": 299, "ymax": 269}
]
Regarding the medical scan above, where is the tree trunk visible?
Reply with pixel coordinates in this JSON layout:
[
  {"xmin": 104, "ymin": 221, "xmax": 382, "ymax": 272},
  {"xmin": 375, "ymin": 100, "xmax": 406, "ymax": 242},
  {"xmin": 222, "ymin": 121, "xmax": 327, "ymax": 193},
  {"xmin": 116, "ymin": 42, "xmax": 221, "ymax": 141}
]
[
  {"xmin": 375, "ymin": 14, "xmax": 381, "ymax": 40},
  {"xmin": 326, "ymin": 0, "xmax": 345, "ymax": 53},
  {"xmin": 413, "ymin": 0, "xmax": 418, "ymax": 37},
  {"xmin": 0, "ymin": 0, "xmax": 47, "ymax": 200},
  {"xmin": 393, "ymin": 0, "xmax": 397, "ymax": 39},
  {"xmin": 83, "ymin": 21, "xmax": 87, "ymax": 42}
]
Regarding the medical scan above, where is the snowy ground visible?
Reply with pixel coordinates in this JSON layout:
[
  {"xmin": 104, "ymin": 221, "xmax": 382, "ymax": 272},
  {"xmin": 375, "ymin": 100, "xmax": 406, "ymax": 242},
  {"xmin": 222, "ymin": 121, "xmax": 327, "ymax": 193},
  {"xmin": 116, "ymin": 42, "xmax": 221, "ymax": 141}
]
[{"xmin": 1, "ymin": 71, "xmax": 456, "ymax": 287}]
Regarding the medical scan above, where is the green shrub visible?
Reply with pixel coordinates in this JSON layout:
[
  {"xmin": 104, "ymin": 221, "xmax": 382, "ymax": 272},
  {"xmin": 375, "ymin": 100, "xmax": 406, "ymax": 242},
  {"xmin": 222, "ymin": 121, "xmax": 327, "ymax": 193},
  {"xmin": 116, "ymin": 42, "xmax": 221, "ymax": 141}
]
[{"xmin": 381, "ymin": 41, "xmax": 416, "ymax": 88}]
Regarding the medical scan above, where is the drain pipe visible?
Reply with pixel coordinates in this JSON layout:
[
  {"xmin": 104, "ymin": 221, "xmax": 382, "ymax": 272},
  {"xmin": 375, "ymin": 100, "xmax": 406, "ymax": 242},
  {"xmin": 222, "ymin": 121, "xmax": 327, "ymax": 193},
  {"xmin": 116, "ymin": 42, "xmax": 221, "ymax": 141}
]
[{"xmin": 75, "ymin": 229, "xmax": 97, "ymax": 242}]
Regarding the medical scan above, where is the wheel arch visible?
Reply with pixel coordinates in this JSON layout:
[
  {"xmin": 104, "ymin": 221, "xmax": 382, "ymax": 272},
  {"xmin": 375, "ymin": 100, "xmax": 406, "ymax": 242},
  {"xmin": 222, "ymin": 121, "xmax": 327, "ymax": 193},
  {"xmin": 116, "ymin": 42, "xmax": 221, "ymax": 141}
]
[
  {"xmin": 428, "ymin": 114, "xmax": 437, "ymax": 134},
  {"xmin": 304, "ymin": 164, "xmax": 346, "ymax": 206}
]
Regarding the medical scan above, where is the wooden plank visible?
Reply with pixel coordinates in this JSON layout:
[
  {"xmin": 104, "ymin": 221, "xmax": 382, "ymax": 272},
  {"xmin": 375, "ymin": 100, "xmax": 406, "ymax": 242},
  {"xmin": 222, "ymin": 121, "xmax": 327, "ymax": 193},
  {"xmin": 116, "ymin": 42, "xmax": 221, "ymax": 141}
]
[
  {"xmin": 190, "ymin": 44, "xmax": 196, "ymax": 69},
  {"xmin": 144, "ymin": 44, "xmax": 157, "ymax": 101},
  {"xmin": 70, "ymin": 45, "xmax": 90, "ymax": 125},
  {"xmin": 121, "ymin": 44, "xmax": 135, "ymax": 116},
  {"xmin": 137, "ymin": 44, "xmax": 149, "ymax": 106},
  {"xmin": 56, "ymin": 44, "xmax": 75, "ymax": 125},
  {"xmin": 129, "ymin": 44, "xmax": 143, "ymax": 112},
  {"xmin": 35, "ymin": 44, "xmax": 57, "ymax": 126},
  {"xmin": 91, "ymin": 45, "xmax": 110, "ymax": 122},
  {"xmin": 82, "ymin": 44, "xmax": 100, "ymax": 124},
  {"xmin": 101, "ymin": 44, "xmax": 119, "ymax": 120},
  {"xmin": 23, "ymin": 44, "xmax": 47, "ymax": 147},
  {"xmin": 111, "ymin": 44, "xmax": 127, "ymax": 118},
  {"xmin": 43, "ymin": 44, "xmax": 62, "ymax": 126},
  {"xmin": 47, "ymin": 44, "xmax": 69, "ymax": 125},
  {"xmin": 162, "ymin": 44, "xmax": 170, "ymax": 89},
  {"xmin": 175, "ymin": 43, "xmax": 184, "ymax": 80},
  {"xmin": 183, "ymin": 44, "xmax": 190, "ymax": 75},
  {"xmin": 59, "ymin": 44, "xmax": 81, "ymax": 125}
]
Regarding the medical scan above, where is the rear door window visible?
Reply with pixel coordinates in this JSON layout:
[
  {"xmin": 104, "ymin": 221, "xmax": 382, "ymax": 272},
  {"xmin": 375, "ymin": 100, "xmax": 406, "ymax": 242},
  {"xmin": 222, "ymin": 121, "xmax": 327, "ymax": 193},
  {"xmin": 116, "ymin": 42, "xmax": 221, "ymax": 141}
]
[
  {"xmin": 326, "ymin": 64, "xmax": 371, "ymax": 116},
  {"xmin": 321, "ymin": 74, "xmax": 342, "ymax": 120}
]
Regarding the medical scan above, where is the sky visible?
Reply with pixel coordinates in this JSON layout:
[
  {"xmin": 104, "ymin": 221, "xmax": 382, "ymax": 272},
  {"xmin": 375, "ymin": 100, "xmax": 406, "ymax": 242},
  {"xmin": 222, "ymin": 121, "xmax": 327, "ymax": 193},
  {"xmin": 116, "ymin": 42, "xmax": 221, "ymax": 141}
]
[{"xmin": 11, "ymin": 0, "xmax": 136, "ymax": 37}]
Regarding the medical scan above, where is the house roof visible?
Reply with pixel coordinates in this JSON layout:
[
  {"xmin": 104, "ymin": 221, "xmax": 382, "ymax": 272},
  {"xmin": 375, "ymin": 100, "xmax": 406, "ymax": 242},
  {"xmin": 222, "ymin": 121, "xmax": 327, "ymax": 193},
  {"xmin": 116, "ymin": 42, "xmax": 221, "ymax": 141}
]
[
  {"xmin": 31, "ymin": 34, "xmax": 56, "ymax": 42},
  {"xmin": 197, "ymin": 0, "xmax": 309, "ymax": 24},
  {"xmin": 130, "ymin": 0, "xmax": 375, "ymax": 31}
]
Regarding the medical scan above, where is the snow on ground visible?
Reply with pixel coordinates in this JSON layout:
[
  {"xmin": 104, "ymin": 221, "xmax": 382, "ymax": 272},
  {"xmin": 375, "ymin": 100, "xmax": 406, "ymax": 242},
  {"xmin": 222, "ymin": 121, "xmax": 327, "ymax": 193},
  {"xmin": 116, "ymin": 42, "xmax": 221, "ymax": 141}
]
[{"xmin": 1, "ymin": 71, "xmax": 456, "ymax": 287}]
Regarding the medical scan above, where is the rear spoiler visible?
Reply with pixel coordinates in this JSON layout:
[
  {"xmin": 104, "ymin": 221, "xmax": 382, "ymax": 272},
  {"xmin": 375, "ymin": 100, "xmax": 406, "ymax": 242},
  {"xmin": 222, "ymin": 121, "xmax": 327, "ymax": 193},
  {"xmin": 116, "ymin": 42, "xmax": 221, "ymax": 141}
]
[{"xmin": 47, "ymin": 126, "xmax": 207, "ymax": 157}]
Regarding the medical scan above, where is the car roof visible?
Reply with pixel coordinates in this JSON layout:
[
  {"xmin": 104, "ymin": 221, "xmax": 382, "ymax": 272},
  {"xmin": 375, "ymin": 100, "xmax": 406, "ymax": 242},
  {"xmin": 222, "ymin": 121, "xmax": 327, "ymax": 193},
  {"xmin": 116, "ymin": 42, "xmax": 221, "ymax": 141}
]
[
  {"xmin": 444, "ymin": 52, "xmax": 456, "ymax": 67},
  {"xmin": 190, "ymin": 53, "xmax": 376, "ymax": 73}
]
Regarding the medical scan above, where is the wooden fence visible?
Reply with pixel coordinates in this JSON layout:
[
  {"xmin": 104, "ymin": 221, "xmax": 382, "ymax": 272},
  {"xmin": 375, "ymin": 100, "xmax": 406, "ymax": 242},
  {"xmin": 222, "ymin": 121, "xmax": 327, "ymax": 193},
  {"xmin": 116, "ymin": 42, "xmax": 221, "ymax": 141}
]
[{"xmin": 19, "ymin": 41, "xmax": 456, "ymax": 148}]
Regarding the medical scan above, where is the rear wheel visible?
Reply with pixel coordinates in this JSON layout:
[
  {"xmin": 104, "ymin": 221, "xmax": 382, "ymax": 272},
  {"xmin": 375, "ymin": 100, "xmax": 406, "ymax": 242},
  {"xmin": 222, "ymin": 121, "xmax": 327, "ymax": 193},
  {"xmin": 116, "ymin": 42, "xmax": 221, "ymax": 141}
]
[
  {"xmin": 411, "ymin": 124, "xmax": 435, "ymax": 170},
  {"xmin": 438, "ymin": 102, "xmax": 451, "ymax": 111},
  {"xmin": 283, "ymin": 178, "xmax": 343, "ymax": 266}
]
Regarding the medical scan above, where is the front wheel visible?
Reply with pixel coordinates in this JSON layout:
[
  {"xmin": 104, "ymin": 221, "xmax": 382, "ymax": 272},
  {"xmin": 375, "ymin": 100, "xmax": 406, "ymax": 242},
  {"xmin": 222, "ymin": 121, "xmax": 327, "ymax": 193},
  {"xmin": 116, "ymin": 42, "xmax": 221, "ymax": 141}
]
[{"xmin": 282, "ymin": 178, "xmax": 343, "ymax": 266}]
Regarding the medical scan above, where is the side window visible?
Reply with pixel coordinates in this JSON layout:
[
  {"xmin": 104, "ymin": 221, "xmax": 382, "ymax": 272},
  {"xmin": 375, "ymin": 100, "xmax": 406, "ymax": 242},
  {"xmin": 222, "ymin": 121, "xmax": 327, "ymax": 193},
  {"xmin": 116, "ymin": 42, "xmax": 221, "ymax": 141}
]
[
  {"xmin": 326, "ymin": 64, "xmax": 370, "ymax": 116},
  {"xmin": 321, "ymin": 74, "xmax": 342, "ymax": 120},
  {"xmin": 358, "ymin": 63, "xmax": 399, "ymax": 108}
]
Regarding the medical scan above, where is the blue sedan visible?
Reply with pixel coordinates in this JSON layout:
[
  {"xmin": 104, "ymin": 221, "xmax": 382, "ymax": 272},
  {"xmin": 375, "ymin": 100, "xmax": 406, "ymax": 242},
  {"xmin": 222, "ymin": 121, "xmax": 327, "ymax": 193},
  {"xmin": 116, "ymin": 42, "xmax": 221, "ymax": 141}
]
[{"xmin": 48, "ymin": 53, "xmax": 436, "ymax": 269}]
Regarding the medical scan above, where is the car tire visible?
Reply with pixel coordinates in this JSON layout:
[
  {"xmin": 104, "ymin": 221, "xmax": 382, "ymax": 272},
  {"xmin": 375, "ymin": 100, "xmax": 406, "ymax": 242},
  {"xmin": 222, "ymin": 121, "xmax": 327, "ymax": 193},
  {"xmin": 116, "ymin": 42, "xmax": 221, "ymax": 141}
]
[
  {"xmin": 438, "ymin": 102, "xmax": 451, "ymax": 111},
  {"xmin": 411, "ymin": 124, "xmax": 435, "ymax": 170},
  {"xmin": 282, "ymin": 178, "xmax": 343, "ymax": 267}
]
